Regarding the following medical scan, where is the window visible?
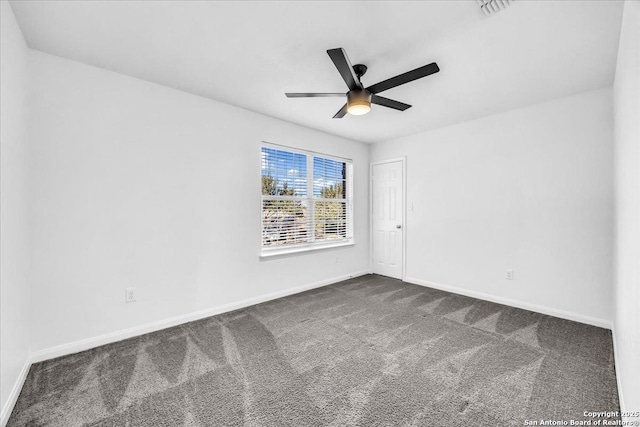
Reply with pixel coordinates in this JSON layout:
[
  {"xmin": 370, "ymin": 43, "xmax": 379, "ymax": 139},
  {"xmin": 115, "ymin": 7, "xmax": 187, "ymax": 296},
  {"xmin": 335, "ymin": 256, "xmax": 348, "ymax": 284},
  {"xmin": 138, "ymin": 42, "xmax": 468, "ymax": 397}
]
[{"xmin": 261, "ymin": 143, "xmax": 353, "ymax": 255}]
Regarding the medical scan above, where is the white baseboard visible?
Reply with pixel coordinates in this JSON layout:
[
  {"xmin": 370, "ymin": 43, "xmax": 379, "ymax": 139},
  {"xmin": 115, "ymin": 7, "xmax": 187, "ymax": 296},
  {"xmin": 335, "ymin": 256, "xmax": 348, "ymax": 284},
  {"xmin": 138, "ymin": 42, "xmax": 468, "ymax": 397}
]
[
  {"xmin": 404, "ymin": 276, "xmax": 612, "ymax": 329},
  {"xmin": 30, "ymin": 270, "xmax": 370, "ymax": 364},
  {"xmin": 610, "ymin": 325, "xmax": 627, "ymax": 419},
  {"xmin": 1, "ymin": 357, "xmax": 31, "ymax": 427}
]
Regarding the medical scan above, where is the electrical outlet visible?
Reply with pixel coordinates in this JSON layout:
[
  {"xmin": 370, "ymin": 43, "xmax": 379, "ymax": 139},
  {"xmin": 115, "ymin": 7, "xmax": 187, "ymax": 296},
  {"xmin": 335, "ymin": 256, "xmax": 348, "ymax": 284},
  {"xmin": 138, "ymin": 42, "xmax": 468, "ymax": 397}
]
[
  {"xmin": 335, "ymin": 257, "xmax": 341, "ymax": 264},
  {"xmin": 125, "ymin": 288, "xmax": 136, "ymax": 303},
  {"xmin": 506, "ymin": 270, "xmax": 514, "ymax": 280}
]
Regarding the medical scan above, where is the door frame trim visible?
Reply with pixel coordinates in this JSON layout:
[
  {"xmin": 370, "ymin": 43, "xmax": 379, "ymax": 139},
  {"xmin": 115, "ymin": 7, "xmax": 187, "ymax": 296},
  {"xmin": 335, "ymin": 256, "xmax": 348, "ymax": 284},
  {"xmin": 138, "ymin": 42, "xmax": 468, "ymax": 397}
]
[{"xmin": 369, "ymin": 157, "xmax": 407, "ymax": 280}]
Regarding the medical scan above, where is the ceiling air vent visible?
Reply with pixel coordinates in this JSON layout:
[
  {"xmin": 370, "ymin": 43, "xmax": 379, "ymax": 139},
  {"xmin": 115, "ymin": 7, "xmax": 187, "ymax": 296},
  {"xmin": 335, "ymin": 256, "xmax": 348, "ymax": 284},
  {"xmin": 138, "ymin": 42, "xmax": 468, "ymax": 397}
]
[{"xmin": 477, "ymin": 0, "xmax": 515, "ymax": 16}]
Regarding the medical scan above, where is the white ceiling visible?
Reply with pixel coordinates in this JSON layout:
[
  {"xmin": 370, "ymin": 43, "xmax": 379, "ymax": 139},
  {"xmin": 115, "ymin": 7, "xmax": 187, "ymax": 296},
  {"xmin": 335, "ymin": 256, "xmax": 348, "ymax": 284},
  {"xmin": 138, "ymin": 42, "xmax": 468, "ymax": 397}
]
[{"xmin": 10, "ymin": 0, "xmax": 624, "ymax": 144}]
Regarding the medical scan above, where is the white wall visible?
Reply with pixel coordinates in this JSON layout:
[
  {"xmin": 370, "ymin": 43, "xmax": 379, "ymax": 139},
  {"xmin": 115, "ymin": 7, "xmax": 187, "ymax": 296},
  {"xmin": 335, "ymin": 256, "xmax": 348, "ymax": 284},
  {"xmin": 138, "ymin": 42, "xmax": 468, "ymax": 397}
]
[
  {"xmin": 372, "ymin": 88, "xmax": 614, "ymax": 325},
  {"xmin": 0, "ymin": 1, "xmax": 32, "ymax": 422},
  {"xmin": 26, "ymin": 50, "xmax": 370, "ymax": 355},
  {"xmin": 613, "ymin": 0, "xmax": 640, "ymax": 415}
]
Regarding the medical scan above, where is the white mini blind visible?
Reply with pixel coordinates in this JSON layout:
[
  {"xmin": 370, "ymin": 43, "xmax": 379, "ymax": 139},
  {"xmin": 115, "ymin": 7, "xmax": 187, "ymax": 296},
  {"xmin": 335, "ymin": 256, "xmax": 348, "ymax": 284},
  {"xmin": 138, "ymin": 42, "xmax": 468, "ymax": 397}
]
[{"xmin": 261, "ymin": 144, "xmax": 353, "ymax": 253}]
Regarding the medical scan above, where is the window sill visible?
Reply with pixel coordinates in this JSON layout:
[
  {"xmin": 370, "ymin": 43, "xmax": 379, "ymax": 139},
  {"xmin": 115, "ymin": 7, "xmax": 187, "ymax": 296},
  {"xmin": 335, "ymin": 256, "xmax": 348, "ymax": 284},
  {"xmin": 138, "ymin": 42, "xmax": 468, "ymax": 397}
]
[{"xmin": 260, "ymin": 241, "xmax": 355, "ymax": 259}]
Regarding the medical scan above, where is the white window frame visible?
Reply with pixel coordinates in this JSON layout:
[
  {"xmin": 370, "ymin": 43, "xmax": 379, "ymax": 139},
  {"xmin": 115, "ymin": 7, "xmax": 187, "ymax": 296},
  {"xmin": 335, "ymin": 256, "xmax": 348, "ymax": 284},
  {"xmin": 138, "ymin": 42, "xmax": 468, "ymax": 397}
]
[{"xmin": 260, "ymin": 142, "xmax": 354, "ymax": 257}]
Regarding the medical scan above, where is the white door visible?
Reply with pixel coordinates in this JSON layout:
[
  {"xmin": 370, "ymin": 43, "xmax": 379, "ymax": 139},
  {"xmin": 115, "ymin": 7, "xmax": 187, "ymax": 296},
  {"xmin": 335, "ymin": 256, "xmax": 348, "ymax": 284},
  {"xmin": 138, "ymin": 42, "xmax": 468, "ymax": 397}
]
[{"xmin": 372, "ymin": 160, "xmax": 404, "ymax": 279}]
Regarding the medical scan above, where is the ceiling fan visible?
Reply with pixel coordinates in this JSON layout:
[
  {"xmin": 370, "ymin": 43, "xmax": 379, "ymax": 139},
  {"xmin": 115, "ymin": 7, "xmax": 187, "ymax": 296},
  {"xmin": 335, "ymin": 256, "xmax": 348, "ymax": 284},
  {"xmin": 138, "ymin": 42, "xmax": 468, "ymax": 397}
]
[{"xmin": 285, "ymin": 48, "xmax": 439, "ymax": 118}]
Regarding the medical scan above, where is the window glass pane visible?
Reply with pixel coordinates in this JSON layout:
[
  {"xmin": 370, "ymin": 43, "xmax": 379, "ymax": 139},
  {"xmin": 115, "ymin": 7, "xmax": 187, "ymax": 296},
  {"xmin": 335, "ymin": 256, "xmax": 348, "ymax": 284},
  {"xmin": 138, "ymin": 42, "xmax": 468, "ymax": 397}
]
[
  {"xmin": 314, "ymin": 200, "xmax": 347, "ymax": 241},
  {"xmin": 313, "ymin": 157, "xmax": 346, "ymax": 199},
  {"xmin": 261, "ymin": 147, "xmax": 307, "ymax": 197},
  {"xmin": 262, "ymin": 199, "xmax": 309, "ymax": 246}
]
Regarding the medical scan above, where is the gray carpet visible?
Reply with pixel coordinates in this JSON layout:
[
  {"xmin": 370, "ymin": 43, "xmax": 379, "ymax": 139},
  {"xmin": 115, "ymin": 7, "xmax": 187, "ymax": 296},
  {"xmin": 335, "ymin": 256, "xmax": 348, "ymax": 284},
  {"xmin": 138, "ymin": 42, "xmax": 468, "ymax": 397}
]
[{"xmin": 8, "ymin": 274, "xmax": 620, "ymax": 426}]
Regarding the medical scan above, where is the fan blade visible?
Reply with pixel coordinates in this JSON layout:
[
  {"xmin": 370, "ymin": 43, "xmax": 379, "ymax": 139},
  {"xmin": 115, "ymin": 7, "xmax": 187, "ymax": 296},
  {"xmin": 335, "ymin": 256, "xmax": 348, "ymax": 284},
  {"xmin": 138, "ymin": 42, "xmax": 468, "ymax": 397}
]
[
  {"xmin": 371, "ymin": 95, "xmax": 411, "ymax": 111},
  {"xmin": 367, "ymin": 62, "xmax": 440, "ymax": 94},
  {"xmin": 327, "ymin": 48, "xmax": 363, "ymax": 91},
  {"xmin": 285, "ymin": 93, "xmax": 345, "ymax": 98},
  {"xmin": 332, "ymin": 103, "xmax": 348, "ymax": 119}
]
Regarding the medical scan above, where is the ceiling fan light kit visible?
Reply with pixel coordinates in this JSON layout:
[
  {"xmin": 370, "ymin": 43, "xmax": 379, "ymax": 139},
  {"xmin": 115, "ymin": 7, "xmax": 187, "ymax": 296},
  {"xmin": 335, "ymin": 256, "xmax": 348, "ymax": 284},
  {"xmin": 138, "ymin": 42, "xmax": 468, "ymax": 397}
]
[
  {"xmin": 347, "ymin": 90, "xmax": 372, "ymax": 116},
  {"xmin": 285, "ymin": 48, "xmax": 439, "ymax": 119}
]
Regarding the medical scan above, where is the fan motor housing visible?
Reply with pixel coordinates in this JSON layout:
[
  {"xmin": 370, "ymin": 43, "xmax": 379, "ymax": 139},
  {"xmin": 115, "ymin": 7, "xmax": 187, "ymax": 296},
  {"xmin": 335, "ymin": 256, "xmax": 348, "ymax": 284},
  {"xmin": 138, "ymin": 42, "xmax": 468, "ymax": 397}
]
[{"xmin": 347, "ymin": 89, "xmax": 372, "ymax": 104}]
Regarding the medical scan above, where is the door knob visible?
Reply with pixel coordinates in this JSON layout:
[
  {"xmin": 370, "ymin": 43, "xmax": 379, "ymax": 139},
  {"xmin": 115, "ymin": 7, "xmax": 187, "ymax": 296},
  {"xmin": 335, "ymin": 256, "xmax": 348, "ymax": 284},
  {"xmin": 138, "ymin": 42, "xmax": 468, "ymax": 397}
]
[{"xmin": 396, "ymin": 225, "xmax": 402, "ymax": 229}]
